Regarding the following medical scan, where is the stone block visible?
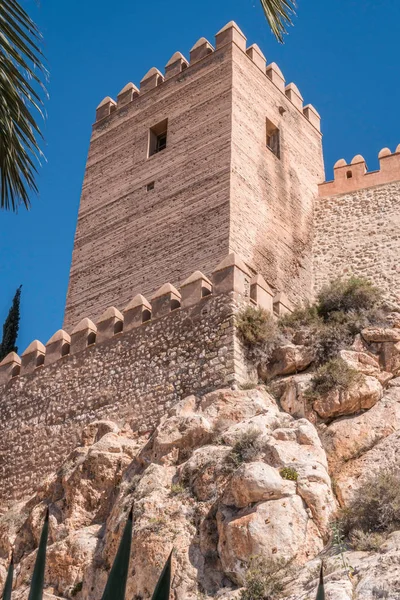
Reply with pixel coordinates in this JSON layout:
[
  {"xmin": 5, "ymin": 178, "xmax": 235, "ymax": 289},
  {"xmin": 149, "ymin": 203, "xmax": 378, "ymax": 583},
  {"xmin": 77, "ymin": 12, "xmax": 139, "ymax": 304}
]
[
  {"xmin": 96, "ymin": 307, "xmax": 123, "ymax": 343},
  {"xmin": 273, "ymin": 292, "xmax": 292, "ymax": 317},
  {"xmin": 117, "ymin": 82, "xmax": 139, "ymax": 107},
  {"xmin": 190, "ymin": 37, "xmax": 214, "ymax": 64},
  {"xmin": 70, "ymin": 318, "xmax": 97, "ymax": 355},
  {"xmin": 165, "ymin": 52, "xmax": 189, "ymax": 79},
  {"xmin": 45, "ymin": 330, "xmax": 71, "ymax": 366},
  {"xmin": 215, "ymin": 21, "xmax": 246, "ymax": 52},
  {"xmin": 246, "ymin": 44, "xmax": 266, "ymax": 71},
  {"xmin": 285, "ymin": 83, "xmax": 303, "ymax": 111},
  {"xmin": 123, "ymin": 294, "xmax": 152, "ymax": 331},
  {"xmin": 96, "ymin": 97, "xmax": 116, "ymax": 122},
  {"xmin": 21, "ymin": 340, "xmax": 45, "ymax": 375},
  {"xmin": 151, "ymin": 283, "xmax": 181, "ymax": 318},
  {"xmin": 212, "ymin": 253, "xmax": 251, "ymax": 296},
  {"xmin": 303, "ymin": 104, "xmax": 321, "ymax": 132},
  {"xmin": 0, "ymin": 352, "xmax": 21, "ymax": 385},
  {"xmin": 140, "ymin": 67, "xmax": 164, "ymax": 93},
  {"xmin": 266, "ymin": 62, "xmax": 285, "ymax": 92},
  {"xmin": 250, "ymin": 274, "xmax": 274, "ymax": 312},
  {"xmin": 181, "ymin": 271, "xmax": 212, "ymax": 308}
]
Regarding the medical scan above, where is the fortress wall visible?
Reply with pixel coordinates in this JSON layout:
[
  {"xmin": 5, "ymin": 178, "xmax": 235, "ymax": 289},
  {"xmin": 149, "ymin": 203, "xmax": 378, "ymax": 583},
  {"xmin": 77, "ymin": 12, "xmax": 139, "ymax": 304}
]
[
  {"xmin": 230, "ymin": 43, "xmax": 325, "ymax": 306},
  {"xmin": 0, "ymin": 290, "xmax": 249, "ymax": 505},
  {"xmin": 64, "ymin": 41, "xmax": 234, "ymax": 331},
  {"xmin": 314, "ymin": 180, "xmax": 400, "ymax": 301}
]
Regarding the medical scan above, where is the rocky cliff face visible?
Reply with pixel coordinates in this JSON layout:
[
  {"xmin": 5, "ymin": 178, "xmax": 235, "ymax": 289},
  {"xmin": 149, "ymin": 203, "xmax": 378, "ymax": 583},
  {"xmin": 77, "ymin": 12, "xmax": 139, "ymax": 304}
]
[{"xmin": 1, "ymin": 320, "xmax": 400, "ymax": 599}]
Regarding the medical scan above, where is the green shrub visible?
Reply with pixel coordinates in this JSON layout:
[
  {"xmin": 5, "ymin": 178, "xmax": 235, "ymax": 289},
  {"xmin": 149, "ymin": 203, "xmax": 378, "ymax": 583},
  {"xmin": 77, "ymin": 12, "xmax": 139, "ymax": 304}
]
[
  {"xmin": 317, "ymin": 276, "xmax": 381, "ymax": 320},
  {"xmin": 227, "ymin": 429, "xmax": 262, "ymax": 468},
  {"xmin": 237, "ymin": 306, "xmax": 279, "ymax": 363},
  {"xmin": 306, "ymin": 358, "xmax": 362, "ymax": 397},
  {"xmin": 313, "ymin": 321, "xmax": 353, "ymax": 365},
  {"xmin": 170, "ymin": 483, "xmax": 186, "ymax": 496},
  {"xmin": 339, "ymin": 470, "xmax": 400, "ymax": 538},
  {"xmin": 280, "ymin": 467, "xmax": 298, "ymax": 481}
]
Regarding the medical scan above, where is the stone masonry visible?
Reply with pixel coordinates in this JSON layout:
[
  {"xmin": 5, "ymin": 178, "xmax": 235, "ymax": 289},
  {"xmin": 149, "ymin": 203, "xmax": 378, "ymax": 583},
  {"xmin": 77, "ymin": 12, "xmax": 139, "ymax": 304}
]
[
  {"xmin": 315, "ymin": 150, "xmax": 400, "ymax": 302},
  {"xmin": 63, "ymin": 21, "xmax": 323, "ymax": 330}
]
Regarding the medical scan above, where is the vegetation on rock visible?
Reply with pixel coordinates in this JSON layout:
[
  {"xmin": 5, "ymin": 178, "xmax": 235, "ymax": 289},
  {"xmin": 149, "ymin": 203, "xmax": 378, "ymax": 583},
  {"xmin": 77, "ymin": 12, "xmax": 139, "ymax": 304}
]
[
  {"xmin": 237, "ymin": 306, "xmax": 279, "ymax": 364},
  {"xmin": 227, "ymin": 428, "xmax": 263, "ymax": 468},
  {"xmin": 306, "ymin": 357, "xmax": 362, "ymax": 398},
  {"xmin": 279, "ymin": 466, "xmax": 298, "ymax": 481},
  {"xmin": 339, "ymin": 470, "xmax": 400, "ymax": 544}
]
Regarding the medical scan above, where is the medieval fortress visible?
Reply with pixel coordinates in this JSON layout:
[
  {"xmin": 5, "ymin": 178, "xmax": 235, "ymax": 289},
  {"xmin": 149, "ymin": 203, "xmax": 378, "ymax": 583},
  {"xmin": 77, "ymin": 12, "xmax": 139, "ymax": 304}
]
[{"xmin": 0, "ymin": 21, "xmax": 399, "ymax": 505}]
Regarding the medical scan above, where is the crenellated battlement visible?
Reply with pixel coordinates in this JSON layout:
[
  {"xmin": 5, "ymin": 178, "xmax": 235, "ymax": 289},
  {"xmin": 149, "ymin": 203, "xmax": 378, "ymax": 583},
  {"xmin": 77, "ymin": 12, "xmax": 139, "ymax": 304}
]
[
  {"xmin": 0, "ymin": 254, "xmax": 291, "ymax": 387},
  {"xmin": 319, "ymin": 145, "xmax": 400, "ymax": 197},
  {"xmin": 94, "ymin": 21, "xmax": 321, "ymax": 132}
]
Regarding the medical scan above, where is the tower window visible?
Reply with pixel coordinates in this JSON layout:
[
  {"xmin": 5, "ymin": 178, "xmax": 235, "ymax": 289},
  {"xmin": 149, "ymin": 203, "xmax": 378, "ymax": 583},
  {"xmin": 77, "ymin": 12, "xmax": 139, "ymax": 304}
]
[
  {"xmin": 346, "ymin": 170, "xmax": 353, "ymax": 179},
  {"xmin": 146, "ymin": 181, "xmax": 155, "ymax": 191},
  {"xmin": 266, "ymin": 118, "xmax": 280, "ymax": 159},
  {"xmin": 148, "ymin": 119, "xmax": 168, "ymax": 157}
]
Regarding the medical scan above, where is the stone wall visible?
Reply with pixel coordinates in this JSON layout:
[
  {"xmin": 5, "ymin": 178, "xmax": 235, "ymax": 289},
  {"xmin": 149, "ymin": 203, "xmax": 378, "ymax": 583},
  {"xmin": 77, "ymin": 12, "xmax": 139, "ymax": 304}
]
[
  {"xmin": 230, "ymin": 42, "xmax": 324, "ymax": 307},
  {"xmin": 314, "ymin": 180, "xmax": 400, "ymax": 301},
  {"xmin": 63, "ymin": 21, "xmax": 322, "ymax": 330},
  {"xmin": 0, "ymin": 290, "xmax": 249, "ymax": 505}
]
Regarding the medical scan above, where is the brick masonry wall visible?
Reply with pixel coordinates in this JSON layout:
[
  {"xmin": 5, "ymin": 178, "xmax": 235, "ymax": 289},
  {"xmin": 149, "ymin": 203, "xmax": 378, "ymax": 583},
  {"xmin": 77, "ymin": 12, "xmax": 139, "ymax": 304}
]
[
  {"xmin": 0, "ymin": 292, "xmax": 250, "ymax": 505},
  {"xmin": 314, "ymin": 181, "xmax": 400, "ymax": 301},
  {"xmin": 230, "ymin": 44, "xmax": 325, "ymax": 307}
]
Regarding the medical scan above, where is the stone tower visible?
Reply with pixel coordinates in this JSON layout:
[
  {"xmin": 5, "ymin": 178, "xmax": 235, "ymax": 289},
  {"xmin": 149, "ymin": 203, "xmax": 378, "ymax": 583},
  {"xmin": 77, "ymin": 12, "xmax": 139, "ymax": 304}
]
[{"xmin": 64, "ymin": 21, "xmax": 324, "ymax": 330}]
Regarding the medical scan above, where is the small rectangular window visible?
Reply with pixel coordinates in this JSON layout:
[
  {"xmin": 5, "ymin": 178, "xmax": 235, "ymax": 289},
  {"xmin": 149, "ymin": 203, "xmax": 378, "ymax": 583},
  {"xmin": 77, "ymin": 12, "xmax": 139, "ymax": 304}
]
[
  {"xmin": 266, "ymin": 118, "xmax": 280, "ymax": 159},
  {"xmin": 148, "ymin": 119, "xmax": 168, "ymax": 157},
  {"xmin": 146, "ymin": 181, "xmax": 155, "ymax": 191}
]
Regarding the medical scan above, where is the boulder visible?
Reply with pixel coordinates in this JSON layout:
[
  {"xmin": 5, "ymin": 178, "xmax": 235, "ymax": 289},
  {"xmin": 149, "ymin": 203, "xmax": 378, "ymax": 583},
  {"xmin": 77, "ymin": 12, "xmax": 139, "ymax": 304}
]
[
  {"xmin": 222, "ymin": 462, "xmax": 296, "ymax": 507},
  {"xmin": 361, "ymin": 327, "xmax": 400, "ymax": 343},
  {"xmin": 312, "ymin": 375, "xmax": 383, "ymax": 420},
  {"xmin": 321, "ymin": 386, "xmax": 400, "ymax": 472},
  {"xmin": 259, "ymin": 344, "xmax": 314, "ymax": 380}
]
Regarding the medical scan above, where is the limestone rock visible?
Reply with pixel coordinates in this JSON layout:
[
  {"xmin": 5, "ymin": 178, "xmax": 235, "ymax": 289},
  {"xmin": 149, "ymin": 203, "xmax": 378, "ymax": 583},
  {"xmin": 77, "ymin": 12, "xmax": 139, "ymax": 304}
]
[
  {"xmin": 321, "ymin": 386, "xmax": 400, "ymax": 472},
  {"xmin": 222, "ymin": 462, "xmax": 296, "ymax": 507},
  {"xmin": 259, "ymin": 344, "xmax": 314, "ymax": 380},
  {"xmin": 361, "ymin": 326, "xmax": 400, "ymax": 343},
  {"xmin": 312, "ymin": 375, "xmax": 383, "ymax": 420}
]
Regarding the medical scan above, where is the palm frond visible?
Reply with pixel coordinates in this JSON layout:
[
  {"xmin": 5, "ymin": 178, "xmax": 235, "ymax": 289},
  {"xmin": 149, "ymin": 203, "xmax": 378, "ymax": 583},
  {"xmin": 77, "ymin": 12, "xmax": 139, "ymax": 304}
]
[
  {"xmin": 0, "ymin": 0, "xmax": 47, "ymax": 211},
  {"xmin": 151, "ymin": 550, "xmax": 172, "ymax": 600},
  {"xmin": 1, "ymin": 552, "xmax": 13, "ymax": 600},
  {"xmin": 316, "ymin": 562, "xmax": 325, "ymax": 600},
  {"xmin": 259, "ymin": 0, "xmax": 296, "ymax": 43},
  {"xmin": 28, "ymin": 507, "xmax": 49, "ymax": 600},
  {"xmin": 101, "ymin": 507, "xmax": 133, "ymax": 600}
]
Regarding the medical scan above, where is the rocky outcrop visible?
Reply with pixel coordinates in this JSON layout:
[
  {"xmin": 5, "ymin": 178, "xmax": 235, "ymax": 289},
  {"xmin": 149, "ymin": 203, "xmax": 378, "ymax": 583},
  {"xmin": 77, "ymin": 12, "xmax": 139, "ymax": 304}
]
[{"xmin": 2, "ymin": 312, "xmax": 400, "ymax": 599}]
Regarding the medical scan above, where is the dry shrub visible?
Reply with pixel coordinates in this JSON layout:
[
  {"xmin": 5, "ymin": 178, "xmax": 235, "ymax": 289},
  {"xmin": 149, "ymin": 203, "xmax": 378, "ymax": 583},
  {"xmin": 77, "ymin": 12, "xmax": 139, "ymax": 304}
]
[
  {"xmin": 339, "ymin": 470, "xmax": 400, "ymax": 544},
  {"xmin": 237, "ymin": 306, "xmax": 280, "ymax": 364},
  {"xmin": 240, "ymin": 556, "xmax": 286, "ymax": 600},
  {"xmin": 227, "ymin": 428, "xmax": 263, "ymax": 468},
  {"xmin": 279, "ymin": 277, "xmax": 385, "ymax": 366},
  {"xmin": 306, "ymin": 357, "xmax": 362, "ymax": 397},
  {"xmin": 317, "ymin": 276, "xmax": 381, "ymax": 320},
  {"xmin": 349, "ymin": 530, "xmax": 386, "ymax": 552}
]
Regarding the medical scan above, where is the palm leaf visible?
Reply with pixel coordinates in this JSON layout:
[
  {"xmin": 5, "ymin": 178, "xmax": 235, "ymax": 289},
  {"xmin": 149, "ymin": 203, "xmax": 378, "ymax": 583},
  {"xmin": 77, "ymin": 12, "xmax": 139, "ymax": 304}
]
[
  {"xmin": 1, "ymin": 553, "xmax": 13, "ymax": 600},
  {"xmin": 101, "ymin": 507, "xmax": 133, "ymax": 600},
  {"xmin": 0, "ymin": 0, "xmax": 47, "ymax": 211},
  {"xmin": 259, "ymin": 0, "xmax": 296, "ymax": 43},
  {"xmin": 316, "ymin": 562, "xmax": 325, "ymax": 600},
  {"xmin": 28, "ymin": 507, "xmax": 49, "ymax": 600},
  {"xmin": 151, "ymin": 550, "xmax": 172, "ymax": 600}
]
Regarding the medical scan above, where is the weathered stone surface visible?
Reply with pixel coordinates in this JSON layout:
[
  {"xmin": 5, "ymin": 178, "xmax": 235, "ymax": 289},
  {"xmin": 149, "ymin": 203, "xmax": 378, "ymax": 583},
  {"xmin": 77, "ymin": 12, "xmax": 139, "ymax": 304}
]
[
  {"xmin": 260, "ymin": 344, "xmax": 314, "ymax": 380},
  {"xmin": 312, "ymin": 375, "xmax": 383, "ymax": 420},
  {"xmin": 361, "ymin": 327, "xmax": 400, "ymax": 343},
  {"xmin": 321, "ymin": 386, "xmax": 400, "ymax": 472},
  {"xmin": 222, "ymin": 462, "xmax": 296, "ymax": 507}
]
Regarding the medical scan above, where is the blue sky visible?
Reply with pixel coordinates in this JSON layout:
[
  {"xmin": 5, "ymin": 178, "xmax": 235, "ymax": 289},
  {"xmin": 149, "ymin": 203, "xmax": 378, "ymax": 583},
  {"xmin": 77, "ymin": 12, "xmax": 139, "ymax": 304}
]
[{"xmin": 1, "ymin": 0, "xmax": 399, "ymax": 353}]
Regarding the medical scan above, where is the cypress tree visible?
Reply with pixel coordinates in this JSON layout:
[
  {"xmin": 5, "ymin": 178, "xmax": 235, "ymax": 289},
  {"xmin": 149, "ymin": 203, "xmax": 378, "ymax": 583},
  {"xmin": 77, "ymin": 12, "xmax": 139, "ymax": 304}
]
[{"xmin": 0, "ymin": 286, "xmax": 22, "ymax": 361}]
